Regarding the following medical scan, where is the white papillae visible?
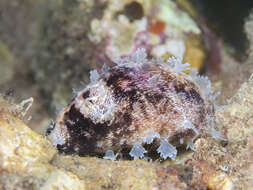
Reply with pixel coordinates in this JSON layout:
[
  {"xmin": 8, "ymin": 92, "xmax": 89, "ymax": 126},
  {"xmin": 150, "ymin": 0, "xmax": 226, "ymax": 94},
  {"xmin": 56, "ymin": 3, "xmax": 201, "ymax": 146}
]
[
  {"xmin": 114, "ymin": 48, "xmax": 148, "ymax": 67},
  {"xmin": 166, "ymin": 56, "xmax": 190, "ymax": 73},
  {"xmin": 157, "ymin": 139, "xmax": 177, "ymax": 160},
  {"xmin": 184, "ymin": 120, "xmax": 199, "ymax": 140},
  {"xmin": 129, "ymin": 143, "xmax": 147, "ymax": 159},
  {"xmin": 183, "ymin": 120, "xmax": 200, "ymax": 151},
  {"xmin": 103, "ymin": 150, "xmax": 116, "ymax": 160},
  {"xmin": 90, "ymin": 69, "xmax": 100, "ymax": 83},
  {"xmin": 142, "ymin": 132, "xmax": 161, "ymax": 144},
  {"xmin": 193, "ymin": 75, "xmax": 213, "ymax": 97},
  {"xmin": 79, "ymin": 81, "xmax": 117, "ymax": 124}
]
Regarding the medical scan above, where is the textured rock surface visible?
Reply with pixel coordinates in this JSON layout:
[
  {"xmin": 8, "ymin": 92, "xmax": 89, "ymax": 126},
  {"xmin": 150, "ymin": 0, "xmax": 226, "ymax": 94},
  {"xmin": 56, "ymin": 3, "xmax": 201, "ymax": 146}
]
[{"xmin": 190, "ymin": 74, "xmax": 253, "ymax": 190}]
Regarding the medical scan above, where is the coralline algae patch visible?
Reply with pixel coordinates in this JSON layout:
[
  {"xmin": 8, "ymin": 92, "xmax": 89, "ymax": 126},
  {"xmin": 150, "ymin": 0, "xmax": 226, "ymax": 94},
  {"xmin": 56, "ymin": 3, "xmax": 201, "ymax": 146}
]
[
  {"xmin": 88, "ymin": 0, "xmax": 205, "ymax": 71},
  {"xmin": 47, "ymin": 49, "xmax": 220, "ymax": 160}
]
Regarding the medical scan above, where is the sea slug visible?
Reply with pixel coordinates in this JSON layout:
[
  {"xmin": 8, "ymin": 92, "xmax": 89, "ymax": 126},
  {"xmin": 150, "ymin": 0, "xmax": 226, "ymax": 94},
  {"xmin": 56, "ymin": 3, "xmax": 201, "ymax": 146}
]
[{"xmin": 46, "ymin": 49, "xmax": 221, "ymax": 160}]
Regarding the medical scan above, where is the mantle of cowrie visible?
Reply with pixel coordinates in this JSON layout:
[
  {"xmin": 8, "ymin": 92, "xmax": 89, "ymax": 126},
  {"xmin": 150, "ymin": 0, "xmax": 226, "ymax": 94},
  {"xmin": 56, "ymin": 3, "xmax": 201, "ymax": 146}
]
[{"xmin": 47, "ymin": 49, "xmax": 221, "ymax": 160}]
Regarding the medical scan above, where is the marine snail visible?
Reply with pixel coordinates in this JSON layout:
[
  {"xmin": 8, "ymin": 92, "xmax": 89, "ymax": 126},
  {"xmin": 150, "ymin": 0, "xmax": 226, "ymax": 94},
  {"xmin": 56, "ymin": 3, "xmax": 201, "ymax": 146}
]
[{"xmin": 47, "ymin": 49, "xmax": 221, "ymax": 160}]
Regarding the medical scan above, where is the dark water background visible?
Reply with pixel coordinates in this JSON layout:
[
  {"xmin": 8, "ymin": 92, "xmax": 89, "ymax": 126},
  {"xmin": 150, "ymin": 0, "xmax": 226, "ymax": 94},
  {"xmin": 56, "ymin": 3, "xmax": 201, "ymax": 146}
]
[{"xmin": 190, "ymin": 0, "xmax": 253, "ymax": 60}]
